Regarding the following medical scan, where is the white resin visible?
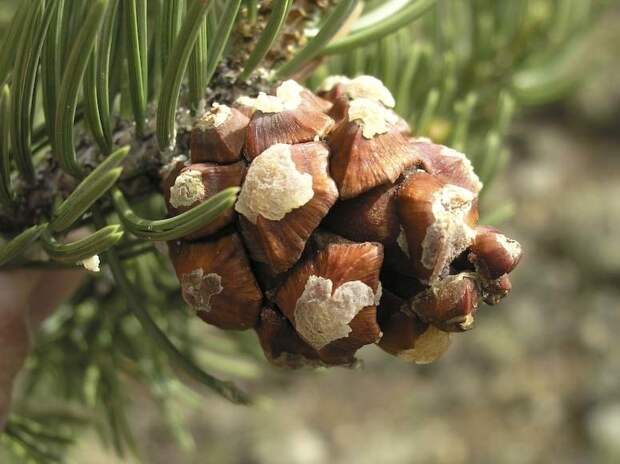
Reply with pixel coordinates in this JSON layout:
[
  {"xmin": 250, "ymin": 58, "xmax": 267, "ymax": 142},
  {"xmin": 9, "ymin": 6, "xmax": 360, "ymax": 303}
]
[
  {"xmin": 169, "ymin": 169, "xmax": 206, "ymax": 209},
  {"xmin": 348, "ymin": 98, "xmax": 390, "ymax": 139},
  {"xmin": 197, "ymin": 103, "xmax": 232, "ymax": 129},
  {"xmin": 236, "ymin": 83, "xmax": 303, "ymax": 114},
  {"xmin": 318, "ymin": 75, "xmax": 351, "ymax": 92},
  {"xmin": 235, "ymin": 144, "xmax": 314, "ymax": 223},
  {"xmin": 399, "ymin": 326, "xmax": 451, "ymax": 364},
  {"xmin": 80, "ymin": 255, "xmax": 100, "ymax": 272},
  {"xmin": 421, "ymin": 184, "xmax": 476, "ymax": 282},
  {"xmin": 345, "ymin": 75, "xmax": 395, "ymax": 108},
  {"xmin": 495, "ymin": 233, "xmax": 522, "ymax": 262},
  {"xmin": 294, "ymin": 275, "xmax": 378, "ymax": 350}
]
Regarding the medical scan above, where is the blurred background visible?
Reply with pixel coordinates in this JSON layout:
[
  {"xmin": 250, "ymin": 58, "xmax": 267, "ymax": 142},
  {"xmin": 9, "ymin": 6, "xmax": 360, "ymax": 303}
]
[{"xmin": 2, "ymin": 0, "xmax": 620, "ymax": 463}]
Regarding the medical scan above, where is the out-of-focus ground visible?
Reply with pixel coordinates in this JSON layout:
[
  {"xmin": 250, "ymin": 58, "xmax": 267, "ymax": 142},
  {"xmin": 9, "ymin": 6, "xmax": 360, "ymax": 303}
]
[{"xmin": 67, "ymin": 7, "xmax": 620, "ymax": 464}]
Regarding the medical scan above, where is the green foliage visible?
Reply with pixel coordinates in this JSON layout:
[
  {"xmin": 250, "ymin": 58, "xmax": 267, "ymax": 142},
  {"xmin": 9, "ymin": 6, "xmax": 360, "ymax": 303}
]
[
  {"xmin": 313, "ymin": 0, "xmax": 596, "ymax": 198},
  {"xmin": 2, "ymin": 415, "xmax": 76, "ymax": 463},
  {"xmin": 54, "ymin": 0, "xmax": 108, "ymax": 178},
  {"xmin": 0, "ymin": 84, "xmax": 12, "ymax": 209},
  {"xmin": 238, "ymin": 0, "xmax": 292, "ymax": 81},
  {"xmin": 275, "ymin": 0, "xmax": 359, "ymax": 79},
  {"xmin": 112, "ymin": 186, "xmax": 240, "ymax": 241},
  {"xmin": 156, "ymin": 0, "xmax": 213, "ymax": 148},
  {"xmin": 50, "ymin": 146, "xmax": 129, "ymax": 232},
  {"xmin": 41, "ymin": 225, "xmax": 124, "ymax": 263},
  {"xmin": 0, "ymin": 0, "xmax": 603, "ymax": 460},
  {"xmin": 322, "ymin": 0, "xmax": 436, "ymax": 55},
  {"xmin": 0, "ymin": 224, "xmax": 47, "ymax": 267},
  {"xmin": 11, "ymin": 0, "xmax": 55, "ymax": 181}
]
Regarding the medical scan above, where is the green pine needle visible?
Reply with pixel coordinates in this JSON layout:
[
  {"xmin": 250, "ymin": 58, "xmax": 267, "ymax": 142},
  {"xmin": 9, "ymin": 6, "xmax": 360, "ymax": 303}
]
[
  {"xmin": 11, "ymin": 0, "xmax": 56, "ymax": 182},
  {"xmin": 239, "ymin": 0, "xmax": 293, "ymax": 81},
  {"xmin": 0, "ymin": 224, "xmax": 47, "ymax": 267},
  {"xmin": 54, "ymin": 0, "xmax": 109, "ymax": 178},
  {"xmin": 275, "ymin": 0, "xmax": 359, "ymax": 79},
  {"xmin": 322, "ymin": 0, "xmax": 437, "ymax": 55},
  {"xmin": 156, "ymin": 0, "xmax": 212, "ymax": 150},
  {"xmin": 50, "ymin": 146, "xmax": 129, "ymax": 232},
  {"xmin": 0, "ymin": 83, "xmax": 13, "ymax": 209},
  {"xmin": 204, "ymin": 0, "xmax": 243, "ymax": 84},
  {"xmin": 123, "ymin": 0, "xmax": 148, "ymax": 137},
  {"xmin": 111, "ymin": 186, "xmax": 239, "ymax": 241},
  {"xmin": 41, "ymin": 224, "xmax": 124, "ymax": 263}
]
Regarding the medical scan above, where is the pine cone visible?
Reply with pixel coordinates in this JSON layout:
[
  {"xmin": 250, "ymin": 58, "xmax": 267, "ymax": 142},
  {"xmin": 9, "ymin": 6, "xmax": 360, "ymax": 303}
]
[{"xmin": 165, "ymin": 76, "xmax": 523, "ymax": 367}]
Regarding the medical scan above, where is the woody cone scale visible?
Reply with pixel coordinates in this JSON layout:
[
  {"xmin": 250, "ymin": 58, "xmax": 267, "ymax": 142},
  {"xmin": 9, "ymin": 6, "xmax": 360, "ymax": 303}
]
[{"xmin": 164, "ymin": 76, "xmax": 522, "ymax": 367}]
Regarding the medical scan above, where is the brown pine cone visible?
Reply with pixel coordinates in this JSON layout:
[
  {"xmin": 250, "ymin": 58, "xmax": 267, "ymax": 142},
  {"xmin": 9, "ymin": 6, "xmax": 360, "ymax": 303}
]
[{"xmin": 164, "ymin": 77, "xmax": 523, "ymax": 367}]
